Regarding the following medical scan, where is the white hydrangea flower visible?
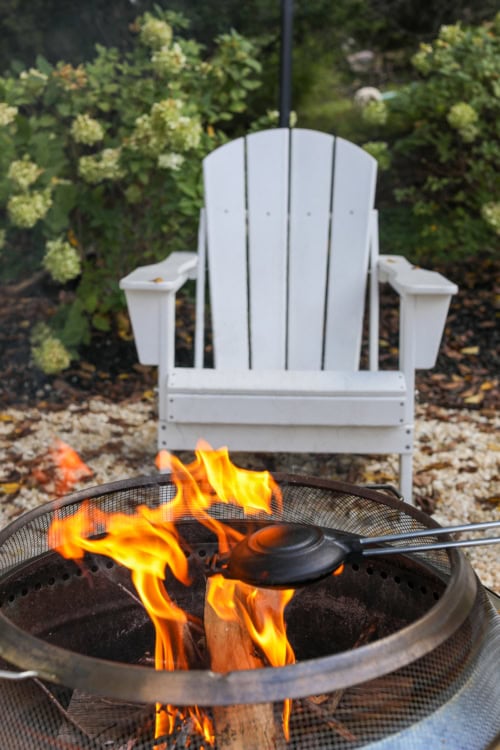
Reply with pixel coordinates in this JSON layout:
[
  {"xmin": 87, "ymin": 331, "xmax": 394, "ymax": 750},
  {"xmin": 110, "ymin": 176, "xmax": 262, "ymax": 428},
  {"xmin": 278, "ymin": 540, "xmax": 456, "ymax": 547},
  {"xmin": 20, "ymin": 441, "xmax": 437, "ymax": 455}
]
[
  {"xmin": 43, "ymin": 237, "xmax": 82, "ymax": 283},
  {"xmin": 128, "ymin": 114, "xmax": 163, "ymax": 155},
  {"xmin": 438, "ymin": 24, "xmax": 464, "ymax": 45},
  {"xmin": 0, "ymin": 103, "xmax": 18, "ymax": 126},
  {"xmin": 7, "ymin": 190, "xmax": 53, "ymax": 228},
  {"xmin": 140, "ymin": 17, "xmax": 173, "ymax": 50},
  {"xmin": 152, "ymin": 43, "xmax": 187, "ymax": 75},
  {"xmin": 19, "ymin": 68, "xmax": 49, "ymax": 95},
  {"xmin": 78, "ymin": 148, "xmax": 125, "ymax": 184},
  {"xmin": 362, "ymin": 100, "xmax": 388, "ymax": 126},
  {"xmin": 171, "ymin": 116, "xmax": 202, "ymax": 150},
  {"xmin": 150, "ymin": 97, "xmax": 184, "ymax": 129},
  {"xmin": 157, "ymin": 152, "xmax": 185, "ymax": 170},
  {"xmin": 7, "ymin": 157, "xmax": 43, "ymax": 191},
  {"xmin": 130, "ymin": 99, "xmax": 201, "ymax": 155},
  {"xmin": 71, "ymin": 114, "xmax": 104, "ymax": 145},
  {"xmin": 412, "ymin": 44, "xmax": 433, "ymax": 74},
  {"xmin": 447, "ymin": 102, "xmax": 479, "ymax": 142},
  {"xmin": 481, "ymin": 203, "xmax": 500, "ymax": 235},
  {"xmin": 447, "ymin": 102, "xmax": 478, "ymax": 129},
  {"xmin": 32, "ymin": 335, "xmax": 71, "ymax": 374},
  {"xmin": 20, "ymin": 68, "xmax": 48, "ymax": 81}
]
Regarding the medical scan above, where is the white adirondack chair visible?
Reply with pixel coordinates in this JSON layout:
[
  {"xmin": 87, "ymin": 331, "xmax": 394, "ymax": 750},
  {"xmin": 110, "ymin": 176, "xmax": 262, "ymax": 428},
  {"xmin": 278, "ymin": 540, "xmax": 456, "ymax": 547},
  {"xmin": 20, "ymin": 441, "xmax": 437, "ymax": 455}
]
[{"xmin": 120, "ymin": 128, "xmax": 457, "ymax": 503}]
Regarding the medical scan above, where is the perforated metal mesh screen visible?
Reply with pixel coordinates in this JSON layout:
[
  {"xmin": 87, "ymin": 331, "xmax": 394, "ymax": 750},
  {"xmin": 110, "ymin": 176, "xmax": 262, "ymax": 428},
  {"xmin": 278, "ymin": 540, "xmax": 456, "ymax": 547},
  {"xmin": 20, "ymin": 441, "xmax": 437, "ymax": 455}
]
[{"xmin": 0, "ymin": 475, "xmax": 498, "ymax": 749}]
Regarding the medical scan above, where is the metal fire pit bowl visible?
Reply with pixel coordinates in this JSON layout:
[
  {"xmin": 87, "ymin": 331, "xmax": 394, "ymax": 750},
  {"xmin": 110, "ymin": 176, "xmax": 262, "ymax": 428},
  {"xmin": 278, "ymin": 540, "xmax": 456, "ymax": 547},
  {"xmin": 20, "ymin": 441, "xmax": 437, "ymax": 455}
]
[{"xmin": 0, "ymin": 474, "xmax": 498, "ymax": 749}]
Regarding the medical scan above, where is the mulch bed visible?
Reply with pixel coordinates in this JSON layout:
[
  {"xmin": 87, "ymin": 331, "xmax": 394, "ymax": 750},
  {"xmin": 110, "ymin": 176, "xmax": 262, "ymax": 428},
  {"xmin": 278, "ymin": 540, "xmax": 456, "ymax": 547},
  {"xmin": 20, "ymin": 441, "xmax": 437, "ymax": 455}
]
[{"xmin": 0, "ymin": 256, "xmax": 498, "ymax": 413}]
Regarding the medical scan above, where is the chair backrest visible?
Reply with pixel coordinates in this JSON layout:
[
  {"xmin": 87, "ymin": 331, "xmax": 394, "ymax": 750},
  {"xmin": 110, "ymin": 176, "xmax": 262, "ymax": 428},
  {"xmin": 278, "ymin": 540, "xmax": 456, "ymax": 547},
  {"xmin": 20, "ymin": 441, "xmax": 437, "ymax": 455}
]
[{"xmin": 202, "ymin": 128, "xmax": 377, "ymax": 371}]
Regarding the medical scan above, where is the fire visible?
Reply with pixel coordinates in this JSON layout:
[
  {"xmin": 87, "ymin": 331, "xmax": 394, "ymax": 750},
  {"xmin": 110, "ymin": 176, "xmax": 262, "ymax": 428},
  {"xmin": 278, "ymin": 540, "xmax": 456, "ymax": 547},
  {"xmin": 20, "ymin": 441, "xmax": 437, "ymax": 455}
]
[{"xmin": 48, "ymin": 443, "xmax": 295, "ymax": 746}]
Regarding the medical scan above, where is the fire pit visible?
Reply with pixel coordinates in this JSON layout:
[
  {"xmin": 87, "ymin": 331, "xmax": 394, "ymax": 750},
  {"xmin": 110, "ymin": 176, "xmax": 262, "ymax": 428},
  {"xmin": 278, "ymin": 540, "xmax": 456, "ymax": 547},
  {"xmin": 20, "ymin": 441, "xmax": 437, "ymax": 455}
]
[{"xmin": 0, "ymin": 471, "xmax": 498, "ymax": 749}]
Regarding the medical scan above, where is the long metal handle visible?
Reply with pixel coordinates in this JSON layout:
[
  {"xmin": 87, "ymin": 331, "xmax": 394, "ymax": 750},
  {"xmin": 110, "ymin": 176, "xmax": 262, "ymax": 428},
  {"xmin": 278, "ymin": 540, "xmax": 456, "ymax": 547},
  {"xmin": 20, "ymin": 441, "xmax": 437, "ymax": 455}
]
[
  {"xmin": 359, "ymin": 519, "xmax": 500, "ymax": 547},
  {"xmin": 0, "ymin": 669, "xmax": 38, "ymax": 681},
  {"xmin": 363, "ymin": 536, "xmax": 500, "ymax": 557}
]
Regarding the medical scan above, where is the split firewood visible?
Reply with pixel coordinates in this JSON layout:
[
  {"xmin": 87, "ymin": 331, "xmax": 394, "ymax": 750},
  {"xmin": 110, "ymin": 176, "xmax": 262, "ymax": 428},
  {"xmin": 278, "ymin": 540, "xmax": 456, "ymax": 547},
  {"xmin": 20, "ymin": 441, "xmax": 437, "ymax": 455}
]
[{"xmin": 204, "ymin": 581, "xmax": 281, "ymax": 750}]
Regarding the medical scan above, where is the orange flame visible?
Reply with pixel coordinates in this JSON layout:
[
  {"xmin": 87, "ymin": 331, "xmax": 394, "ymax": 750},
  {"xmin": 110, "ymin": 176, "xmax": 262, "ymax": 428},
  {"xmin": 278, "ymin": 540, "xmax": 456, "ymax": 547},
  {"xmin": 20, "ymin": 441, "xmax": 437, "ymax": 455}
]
[{"xmin": 48, "ymin": 443, "xmax": 293, "ymax": 745}]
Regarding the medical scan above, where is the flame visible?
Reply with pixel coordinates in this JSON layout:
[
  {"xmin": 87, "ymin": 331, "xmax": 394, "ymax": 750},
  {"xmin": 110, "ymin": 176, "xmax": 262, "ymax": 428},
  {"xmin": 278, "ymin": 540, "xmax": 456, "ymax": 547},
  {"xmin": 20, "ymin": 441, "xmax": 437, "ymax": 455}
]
[{"xmin": 48, "ymin": 442, "xmax": 293, "ymax": 745}]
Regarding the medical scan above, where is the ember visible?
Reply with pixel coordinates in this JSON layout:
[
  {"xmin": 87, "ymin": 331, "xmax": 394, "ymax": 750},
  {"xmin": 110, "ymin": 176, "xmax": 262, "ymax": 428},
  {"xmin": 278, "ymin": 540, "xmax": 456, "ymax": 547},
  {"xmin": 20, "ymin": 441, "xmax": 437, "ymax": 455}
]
[{"xmin": 48, "ymin": 444, "xmax": 296, "ymax": 746}]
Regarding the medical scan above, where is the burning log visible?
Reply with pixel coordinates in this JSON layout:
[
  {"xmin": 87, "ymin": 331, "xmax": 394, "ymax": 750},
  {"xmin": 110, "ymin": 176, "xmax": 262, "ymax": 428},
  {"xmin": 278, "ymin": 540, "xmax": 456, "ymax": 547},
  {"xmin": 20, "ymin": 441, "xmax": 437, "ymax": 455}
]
[{"xmin": 204, "ymin": 580, "xmax": 282, "ymax": 749}]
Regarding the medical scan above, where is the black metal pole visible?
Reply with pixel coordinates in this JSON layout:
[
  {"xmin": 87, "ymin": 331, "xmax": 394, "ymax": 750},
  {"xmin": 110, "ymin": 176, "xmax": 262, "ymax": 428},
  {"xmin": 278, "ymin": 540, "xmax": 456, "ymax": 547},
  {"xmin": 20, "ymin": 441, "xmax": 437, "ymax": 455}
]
[{"xmin": 279, "ymin": 0, "xmax": 294, "ymax": 128}]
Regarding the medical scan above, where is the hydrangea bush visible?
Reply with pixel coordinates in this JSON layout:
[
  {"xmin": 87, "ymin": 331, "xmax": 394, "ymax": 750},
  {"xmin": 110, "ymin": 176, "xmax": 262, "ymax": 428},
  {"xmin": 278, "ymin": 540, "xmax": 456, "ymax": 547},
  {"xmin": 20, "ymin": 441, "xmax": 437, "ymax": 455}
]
[
  {"xmin": 0, "ymin": 10, "xmax": 265, "ymax": 373},
  {"xmin": 360, "ymin": 14, "xmax": 500, "ymax": 261}
]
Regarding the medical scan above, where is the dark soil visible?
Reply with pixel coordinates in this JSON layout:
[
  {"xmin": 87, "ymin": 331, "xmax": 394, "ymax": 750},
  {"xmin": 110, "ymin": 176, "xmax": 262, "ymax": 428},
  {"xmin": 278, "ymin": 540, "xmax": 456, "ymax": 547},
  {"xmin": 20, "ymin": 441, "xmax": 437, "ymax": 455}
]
[{"xmin": 0, "ymin": 257, "xmax": 498, "ymax": 414}]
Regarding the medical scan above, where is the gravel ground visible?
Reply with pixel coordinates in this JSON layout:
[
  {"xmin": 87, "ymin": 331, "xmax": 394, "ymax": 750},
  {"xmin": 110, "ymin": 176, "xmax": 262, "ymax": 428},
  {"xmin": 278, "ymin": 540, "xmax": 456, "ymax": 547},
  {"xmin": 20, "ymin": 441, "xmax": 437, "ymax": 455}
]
[{"xmin": 1, "ymin": 396, "xmax": 499, "ymax": 591}]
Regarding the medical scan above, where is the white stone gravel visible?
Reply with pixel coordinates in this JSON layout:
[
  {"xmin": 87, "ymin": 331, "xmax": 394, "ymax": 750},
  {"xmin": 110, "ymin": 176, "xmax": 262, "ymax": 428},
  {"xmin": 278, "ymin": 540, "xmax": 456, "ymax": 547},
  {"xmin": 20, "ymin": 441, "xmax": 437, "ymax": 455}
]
[{"xmin": 1, "ymin": 397, "xmax": 498, "ymax": 591}]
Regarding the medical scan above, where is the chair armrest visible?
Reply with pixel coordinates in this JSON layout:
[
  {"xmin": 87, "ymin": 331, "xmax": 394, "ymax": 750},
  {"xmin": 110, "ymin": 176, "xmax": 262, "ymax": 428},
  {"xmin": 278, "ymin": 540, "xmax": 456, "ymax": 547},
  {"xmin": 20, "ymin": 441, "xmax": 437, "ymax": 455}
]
[
  {"xmin": 119, "ymin": 252, "xmax": 198, "ymax": 366},
  {"xmin": 378, "ymin": 255, "xmax": 458, "ymax": 370},
  {"xmin": 378, "ymin": 255, "xmax": 457, "ymax": 296},
  {"xmin": 119, "ymin": 251, "xmax": 198, "ymax": 293}
]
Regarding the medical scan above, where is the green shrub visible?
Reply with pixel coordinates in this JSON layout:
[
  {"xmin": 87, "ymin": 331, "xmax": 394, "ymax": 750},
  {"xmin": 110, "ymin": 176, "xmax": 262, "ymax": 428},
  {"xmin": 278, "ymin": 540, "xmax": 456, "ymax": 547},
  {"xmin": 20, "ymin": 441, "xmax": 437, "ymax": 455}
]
[
  {"xmin": 0, "ymin": 10, "xmax": 266, "ymax": 373},
  {"xmin": 360, "ymin": 14, "xmax": 500, "ymax": 261}
]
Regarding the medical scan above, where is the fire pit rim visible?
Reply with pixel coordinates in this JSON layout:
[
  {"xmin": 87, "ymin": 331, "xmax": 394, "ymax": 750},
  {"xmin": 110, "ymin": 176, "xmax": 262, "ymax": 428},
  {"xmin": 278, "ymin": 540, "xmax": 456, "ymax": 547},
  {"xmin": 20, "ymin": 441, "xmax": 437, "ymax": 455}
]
[
  {"xmin": 0, "ymin": 472, "xmax": 451, "ymax": 541},
  {"xmin": 0, "ymin": 474, "xmax": 479, "ymax": 706}
]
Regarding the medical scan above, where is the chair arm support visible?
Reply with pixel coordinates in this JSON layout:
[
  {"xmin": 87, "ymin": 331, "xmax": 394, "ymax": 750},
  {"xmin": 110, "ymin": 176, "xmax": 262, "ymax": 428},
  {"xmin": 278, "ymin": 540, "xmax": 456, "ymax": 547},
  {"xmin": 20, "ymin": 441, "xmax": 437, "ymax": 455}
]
[
  {"xmin": 119, "ymin": 252, "xmax": 198, "ymax": 366},
  {"xmin": 119, "ymin": 251, "xmax": 198, "ymax": 293},
  {"xmin": 378, "ymin": 256, "xmax": 458, "ymax": 371},
  {"xmin": 377, "ymin": 255, "xmax": 457, "ymax": 296}
]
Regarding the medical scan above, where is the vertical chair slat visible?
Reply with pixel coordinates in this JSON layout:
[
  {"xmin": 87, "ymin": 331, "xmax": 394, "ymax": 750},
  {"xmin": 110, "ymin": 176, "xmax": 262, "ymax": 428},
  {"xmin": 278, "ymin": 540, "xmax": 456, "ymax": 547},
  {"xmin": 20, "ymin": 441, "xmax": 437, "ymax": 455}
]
[
  {"xmin": 246, "ymin": 129, "xmax": 290, "ymax": 369},
  {"xmin": 203, "ymin": 137, "xmax": 249, "ymax": 368},
  {"xmin": 287, "ymin": 129, "xmax": 335, "ymax": 370},
  {"xmin": 324, "ymin": 138, "xmax": 377, "ymax": 370}
]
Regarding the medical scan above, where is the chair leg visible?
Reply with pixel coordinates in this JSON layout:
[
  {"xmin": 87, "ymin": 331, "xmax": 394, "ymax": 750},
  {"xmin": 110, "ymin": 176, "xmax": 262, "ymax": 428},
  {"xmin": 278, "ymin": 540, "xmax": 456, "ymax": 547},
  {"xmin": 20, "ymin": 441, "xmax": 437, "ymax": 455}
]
[{"xmin": 399, "ymin": 453, "xmax": 413, "ymax": 505}]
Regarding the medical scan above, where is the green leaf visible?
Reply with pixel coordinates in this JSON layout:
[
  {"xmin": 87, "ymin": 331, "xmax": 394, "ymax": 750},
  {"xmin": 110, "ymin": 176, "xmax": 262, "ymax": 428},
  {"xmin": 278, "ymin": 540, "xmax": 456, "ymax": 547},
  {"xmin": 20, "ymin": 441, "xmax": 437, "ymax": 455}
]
[
  {"xmin": 35, "ymin": 55, "xmax": 53, "ymax": 76},
  {"xmin": 37, "ymin": 114, "xmax": 57, "ymax": 128},
  {"xmin": 59, "ymin": 301, "xmax": 91, "ymax": 348},
  {"xmin": 92, "ymin": 312, "xmax": 111, "ymax": 332},
  {"xmin": 56, "ymin": 102, "xmax": 72, "ymax": 117}
]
